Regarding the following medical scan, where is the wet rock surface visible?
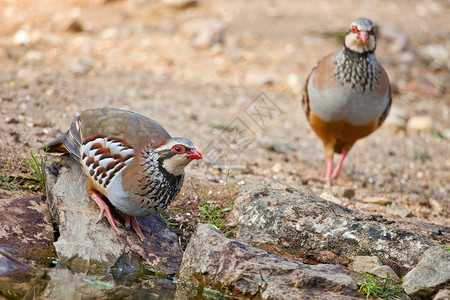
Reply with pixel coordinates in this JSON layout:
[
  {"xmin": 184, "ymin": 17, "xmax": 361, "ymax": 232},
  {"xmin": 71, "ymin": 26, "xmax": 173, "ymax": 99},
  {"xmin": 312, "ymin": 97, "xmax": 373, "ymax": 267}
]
[
  {"xmin": 44, "ymin": 154, "xmax": 182, "ymax": 274},
  {"xmin": 228, "ymin": 184, "xmax": 449, "ymax": 276},
  {"xmin": 0, "ymin": 190, "xmax": 56, "ymax": 265},
  {"xmin": 178, "ymin": 224, "xmax": 358, "ymax": 299}
]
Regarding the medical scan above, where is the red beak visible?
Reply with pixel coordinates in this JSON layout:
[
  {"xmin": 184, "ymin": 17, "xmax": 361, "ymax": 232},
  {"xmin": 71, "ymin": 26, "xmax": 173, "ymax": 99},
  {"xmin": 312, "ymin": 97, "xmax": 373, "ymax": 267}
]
[
  {"xmin": 186, "ymin": 148, "xmax": 202, "ymax": 160},
  {"xmin": 358, "ymin": 31, "xmax": 369, "ymax": 43}
]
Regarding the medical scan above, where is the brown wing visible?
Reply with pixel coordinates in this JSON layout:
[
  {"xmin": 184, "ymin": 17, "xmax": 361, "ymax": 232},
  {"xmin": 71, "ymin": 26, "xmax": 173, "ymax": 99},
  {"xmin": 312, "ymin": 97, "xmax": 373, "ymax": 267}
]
[
  {"xmin": 376, "ymin": 67, "xmax": 392, "ymax": 128},
  {"xmin": 47, "ymin": 108, "xmax": 171, "ymax": 159},
  {"xmin": 79, "ymin": 108, "xmax": 172, "ymax": 149}
]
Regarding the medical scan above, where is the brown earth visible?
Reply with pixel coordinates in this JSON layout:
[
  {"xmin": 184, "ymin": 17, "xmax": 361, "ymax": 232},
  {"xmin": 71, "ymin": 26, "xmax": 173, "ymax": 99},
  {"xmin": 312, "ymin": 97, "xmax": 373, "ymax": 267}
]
[{"xmin": 0, "ymin": 0, "xmax": 449, "ymax": 251}]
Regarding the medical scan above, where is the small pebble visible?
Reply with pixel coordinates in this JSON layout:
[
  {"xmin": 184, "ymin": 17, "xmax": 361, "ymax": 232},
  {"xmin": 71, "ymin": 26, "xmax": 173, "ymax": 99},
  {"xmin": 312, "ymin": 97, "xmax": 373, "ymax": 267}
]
[
  {"xmin": 362, "ymin": 196, "xmax": 392, "ymax": 205},
  {"xmin": 162, "ymin": 0, "xmax": 197, "ymax": 8},
  {"xmin": 428, "ymin": 198, "xmax": 443, "ymax": 214},
  {"xmin": 13, "ymin": 29, "xmax": 31, "ymax": 45},
  {"xmin": 71, "ymin": 59, "xmax": 93, "ymax": 75},
  {"xmin": 407, "ymin": 115, "xmax": 433, "ymax": 132}
]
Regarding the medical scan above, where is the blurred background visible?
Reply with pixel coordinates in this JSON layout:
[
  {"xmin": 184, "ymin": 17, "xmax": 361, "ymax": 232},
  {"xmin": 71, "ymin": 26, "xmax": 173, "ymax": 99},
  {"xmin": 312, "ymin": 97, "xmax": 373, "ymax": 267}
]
[{"xmin": 0, "ymin": 0, "xmax": 448, "ymax": 224}]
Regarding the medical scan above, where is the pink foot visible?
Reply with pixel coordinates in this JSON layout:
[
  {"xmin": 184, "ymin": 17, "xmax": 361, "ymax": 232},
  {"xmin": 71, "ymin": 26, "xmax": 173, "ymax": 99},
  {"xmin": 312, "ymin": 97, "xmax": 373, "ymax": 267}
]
[
  {"xmin": 125, "ymin": 215, "xmax": 151, "ymax": 241},
  {"xmin": 90, "ymin": 192, "xmax": 122, "ymax": 234},
  {"xmin": 331, "ymin": 150, "xmax": 348, "ymax": 180},
  {"xmin": 325, "ymin": 158, "xmax": 334, "ymax": 186}
]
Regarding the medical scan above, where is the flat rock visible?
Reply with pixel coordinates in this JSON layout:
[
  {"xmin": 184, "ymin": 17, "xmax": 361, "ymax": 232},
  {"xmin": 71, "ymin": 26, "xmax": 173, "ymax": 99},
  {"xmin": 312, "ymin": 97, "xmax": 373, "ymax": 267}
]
[
  {"xmin": 402, "ymin": 246, "xmax": 450, "ymax": 298},
  {"xmin": 349, "ymin": 256, "xmax": 382, "ymax": 273},
  {"xmin": 180, "ymin": 18, "xmax": 227, "ymax": 48},
  {"xmin": 177, "ymin": 224, "xmax": 358, "ymax": 299},
  {"xmin": 228, "ymin": 184, "xmax": 447, "ymax": 275},
  {"xmin": 370, "ymin": 265, "xmax": 400, "ymax": 282},
  {"xmin": 44, "ymin": 155, "xmax": 182, "ymax": 275}
]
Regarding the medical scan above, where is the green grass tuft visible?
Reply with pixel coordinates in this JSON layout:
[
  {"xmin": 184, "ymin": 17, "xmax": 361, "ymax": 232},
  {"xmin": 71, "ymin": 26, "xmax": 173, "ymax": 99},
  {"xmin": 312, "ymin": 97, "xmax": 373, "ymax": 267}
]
[
  {"xmin": 22, "ymin": 152, "xmax": 46, "ymax": 191},
  {"xmin": 358, "ymin": 273, "xmax": 407, "ymax": 300},
  {"xmin": 198, "ymin": 202, "xmax": 235, "ymax": 236}
]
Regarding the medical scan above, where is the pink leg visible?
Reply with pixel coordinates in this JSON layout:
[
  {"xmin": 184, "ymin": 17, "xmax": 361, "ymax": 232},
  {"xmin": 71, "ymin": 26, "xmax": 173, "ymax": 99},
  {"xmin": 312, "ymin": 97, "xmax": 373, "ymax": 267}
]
[
  {"xmin": 125, "ymin": 215, "xmax": 149, "ymax": 241},
  {"xmin": 325, "ymin": 158, "xmax": 334, "ymax": 186},
  {"xmin": 90, "ymin": 192, "xmax": 122, "ymax": 234},
  {"xmin": 331, "ymin": 150, "xmax": 348, "ymax": 180}
]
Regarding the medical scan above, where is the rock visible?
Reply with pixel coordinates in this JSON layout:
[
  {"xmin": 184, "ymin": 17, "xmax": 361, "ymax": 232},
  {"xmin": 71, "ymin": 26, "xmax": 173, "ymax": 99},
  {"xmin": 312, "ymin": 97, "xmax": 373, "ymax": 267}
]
[
  {"xmin": 0, "ymin": 190, "xmax": 56, "ymax": 264},
  {"xmin": 429, "ymin": 198, "xmax": 444, "ymax": 214},
  {"xmin": 180, "ymin": 18, "xmax": 227, "ymax": 48},
  {"xmin": 408, "ymin": 81, "xmax": 442, "ymax": 98},
  {"xmin": 16, "ymin": 67, "xmax": 38, "ymax": 84},
  {"xmin": 25, "ymin": 50, "xmax": 44, "ymax": 62},
  {"xmin": 177, "ymin": 224, "xmax": 358, "ymax": 299},
  {"xmin": 320, "ymin": 191, "xmax": 344, "ymax": 205},
  {"xmin": 162, "ymin": 0, "xmax": 197, "ymax": 9},
  {"xmin": 287, "ymin": 73, "xmax": 304, "ymax": 94},
  {"xmin": 343, "ymin": 189, "xmax": 355, "ymax": 199},
  {"xmin": 44, "ymin": 155, "xmax": 182, "ymax": 274},
  {"xmin": 433, "ymin": 289, "xmax": 450, "ymax": 300},
  {"xmin": 228, "ymin": 184, "xmax": 445, "ymax": 275},
  {"xmin": 370, "ymin": 265, "xmax": 400, "ymax": 282},
  {"xmin": 417, "ymin": 44, "xmax": 449, "ymax": 69},
  {"xmin": 13, "ymin": 29, "xmax": 31, "ymax": 45},
  {"xmin": 349, "ymin": 256, "xmax": 382, "ymax": 273},
  {"xmin": 384, "ymin": 106, "xmax": 408, "ymax": 133},
  {"xmin": 70, "ymin": 59, "xmax": 94, "ymax": 75},
  {"xmin": 402, "ymin": 246, "xmax": 450, "ymax": 298},
  {"xmin": 67, "ymin": 19, "xmax": 84, "ymax": 32},
  {"xmin": 362, "ymin": 196, "xmax": 392, "ymax": 205},
  {"xmin": 349, "ymin": 256, "xmax": 399, "ymax": 281},
  {"xmin": 259, "ymin": 137, "xmax": 293, "ymax": 154},
  {"xmin": 386, "ymin": 206, "xmax": 415, "ymax": 218},
  {"xmin": 407, "ymin": 115, "xmax": 433, "ymax": 132},
  {"xmin": 441, "ymin": 129, "xmax": 450, "ymax": 140}
]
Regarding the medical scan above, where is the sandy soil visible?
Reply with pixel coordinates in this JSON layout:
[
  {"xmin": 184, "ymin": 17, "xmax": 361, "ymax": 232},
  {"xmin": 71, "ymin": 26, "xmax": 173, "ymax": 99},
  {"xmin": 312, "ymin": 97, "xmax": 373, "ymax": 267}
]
[{"xmin": 0, "ymin": 0, "xmax": 449, "ymax": 248}]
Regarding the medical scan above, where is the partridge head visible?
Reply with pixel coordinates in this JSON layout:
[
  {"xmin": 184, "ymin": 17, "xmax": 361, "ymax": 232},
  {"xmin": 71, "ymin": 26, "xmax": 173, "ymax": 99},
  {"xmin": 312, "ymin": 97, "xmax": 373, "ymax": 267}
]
[
  {"xmin": 46, "ymin": 108, "xmax": 202, "ymax": 239},
  {"xmin": 302, "ymin": 18, "xmax": 392, "ymax": 186}
]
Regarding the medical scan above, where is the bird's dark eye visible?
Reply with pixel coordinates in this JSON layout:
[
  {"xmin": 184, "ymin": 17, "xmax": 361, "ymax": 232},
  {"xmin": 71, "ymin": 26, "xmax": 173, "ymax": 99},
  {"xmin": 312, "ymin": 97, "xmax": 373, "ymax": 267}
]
[
  {"xmin": 369, "ymin": 29, "xmax": 375, "ymax": 35},
  {"xmin": 172, "ymin": 145, "xmax": 186, "ymax": 153},
  {"xmin": 351, "ymin": 26, "xmax": 358, "ymax": 33}
]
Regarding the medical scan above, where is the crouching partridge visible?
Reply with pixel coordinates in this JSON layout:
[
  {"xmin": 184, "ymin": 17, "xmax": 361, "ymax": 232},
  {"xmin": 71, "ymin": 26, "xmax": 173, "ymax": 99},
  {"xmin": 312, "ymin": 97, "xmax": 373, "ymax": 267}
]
[
  {"xmin": 46, "ymin": 108, "xmax": 202, "ymax": 240},
  {"xmin": 302, "ymin": 18, "xmax": 392, "ymax": 186}
]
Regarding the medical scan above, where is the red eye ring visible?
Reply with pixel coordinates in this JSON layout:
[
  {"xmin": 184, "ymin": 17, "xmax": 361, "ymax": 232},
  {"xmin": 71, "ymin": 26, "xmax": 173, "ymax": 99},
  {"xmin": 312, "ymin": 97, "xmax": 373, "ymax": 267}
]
[
  {"xmin": 351, "ymin": 26, "xmax": 358, "ymax": 34},
  {"xmin": 172, "ymin": 145, "xmax": 186, "ymax": 154}
]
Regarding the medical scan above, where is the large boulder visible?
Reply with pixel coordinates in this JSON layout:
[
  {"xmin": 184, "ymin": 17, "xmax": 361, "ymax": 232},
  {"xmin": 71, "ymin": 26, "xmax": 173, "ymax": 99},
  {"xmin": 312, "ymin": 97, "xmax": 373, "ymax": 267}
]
[
  {"xmin": 177, "ymin": 224, "xmax": 358, "ymax": 299},
  {"xmin": 227, "ymin": 184, "xmax": 448, "ymax": 275},
  {"xmin": 44, "ymin": 154, "xmax": 182, "ymax": 275}
]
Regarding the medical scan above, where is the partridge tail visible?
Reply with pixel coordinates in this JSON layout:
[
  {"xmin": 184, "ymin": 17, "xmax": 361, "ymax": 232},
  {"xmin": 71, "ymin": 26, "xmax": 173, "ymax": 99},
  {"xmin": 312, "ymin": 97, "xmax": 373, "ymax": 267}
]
[{"xmin": 46, "ymin": 116, "xmax": 83, "ymax": 160}]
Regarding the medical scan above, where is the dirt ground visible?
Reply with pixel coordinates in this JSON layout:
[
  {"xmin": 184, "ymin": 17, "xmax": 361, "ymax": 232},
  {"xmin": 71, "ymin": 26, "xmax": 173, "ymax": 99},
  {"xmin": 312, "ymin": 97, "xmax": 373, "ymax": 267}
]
[{"xmin": 0, "ymin": 0, "xmax": 449, "ymax": 249}]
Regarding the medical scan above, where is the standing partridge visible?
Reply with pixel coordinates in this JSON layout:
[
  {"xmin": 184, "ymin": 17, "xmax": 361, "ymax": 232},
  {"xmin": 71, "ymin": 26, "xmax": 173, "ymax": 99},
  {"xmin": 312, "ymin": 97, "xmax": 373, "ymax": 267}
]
[
  {"xmin": 302, "ymin": 18, "xmax": 392, "ymax": 186},
  {"xmin": 46, "ymin": 108, "xmax": 202, "ymax": 240}
]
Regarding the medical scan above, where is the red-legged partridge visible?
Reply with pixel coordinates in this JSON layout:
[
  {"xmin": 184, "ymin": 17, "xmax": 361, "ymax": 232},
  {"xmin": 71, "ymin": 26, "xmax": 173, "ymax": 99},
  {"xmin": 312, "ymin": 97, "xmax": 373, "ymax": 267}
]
[
  {"xmin": 302, "ymin": 18, "xmax": 392, "ymax": 186},
  {"xmin": 46, "ymin": 108, "xmax": 202, "ymax": 240}
]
